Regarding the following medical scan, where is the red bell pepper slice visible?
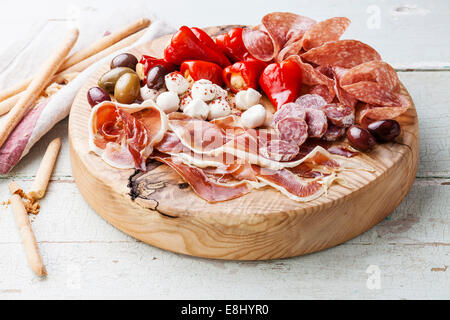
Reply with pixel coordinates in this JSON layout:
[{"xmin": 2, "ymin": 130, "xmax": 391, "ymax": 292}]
[
  {"xmin": 259, "ymin": 59, "xmax": 303, "ymax": 110},
  {"xmin": 180, "ymin": 60, "xmax": 224, "ymax": 86},
  {"xmin": 137, "ymin": 55, "xmax": 176, "ymax": 84},
  {"xmin": 164, "ymin": 26, "xmax": 231, "ymax": 68},
  {"xmin": 191, "ymin": 27, "xmax": 223, "ymax": 53},
  {"xmin": 215, "ymin": 28, "xmax": 252, "ymax": 62},
  {"xmin": 223, "ymin": 60, "xmax": 267, "ymax": 93}
]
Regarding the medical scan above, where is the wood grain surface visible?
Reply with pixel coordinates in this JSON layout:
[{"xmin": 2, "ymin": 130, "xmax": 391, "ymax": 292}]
[{"xmin": 68, "ymin": 27, "xmax": 419, "ymax": 260}]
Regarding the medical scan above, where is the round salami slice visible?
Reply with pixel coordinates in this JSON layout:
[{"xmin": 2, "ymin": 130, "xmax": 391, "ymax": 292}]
[
  {"xmin": 242, "ymin": 28, "xmax": 275, "ymax": 62},
  {"xmin": 301, "ymin": 17, "xmax": 351, "ymax": 51},
  {"xmin": 340, "ymin": 61, "xmax": 400, "ymax": 92},
  {"xmin": 322, "ymin": 123, "xmax": 347, "ymax": 141},
  {"xmin": 301, "ymin": 40, "xmax": 382, "ymax": 68},
  {"xmin": 272, "ymin": 102, "xmax": 306, "ymax": 126},
  {"xmin": 304, "ymin": 108, "xmax": 328, "ymax": 138},
  {"xmin": 333, "ymin": 67, "xmax": 358, "ymax": 109},
  {"xmin": 276, "ymin": 117, "xmax": 308, "ymax": 146},
  {"xmin": 321, "ymin": 104, "xmax": 355, "ymax": 127},
  {"xmin": 342, "ymin": 81, "xmax": 401, "ymax": 107},
  {"xmin": 295, "ymin": 94, "xmax": 328, "ymax": 109},
  {"xmin": 260, "ymin": 139, "xmax": 300, "ymax": 162},
  {"xmin": 307, "ymin": 85, "xmax": 334, "ymax": 103}
]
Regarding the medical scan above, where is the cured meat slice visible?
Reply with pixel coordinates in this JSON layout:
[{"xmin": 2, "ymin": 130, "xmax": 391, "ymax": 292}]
[
  {"xmin": 322, "ymin": 123, "xmax": 347, "ymax": 141},
  {"xmin": 301, "ymin": 40, "xmax": 382, "ymax": 68},
  {"xmin": 332, "ymin": 67, "xmax": 358, "ymax": 109},
  {"xmin": 340, "ymin": 61, "xmax": 400, "ymax": 92},
  {"xmin": 243, "ymin": 12, "xmax": 316, "ymax": 62},
  {"xmin": 252, "ymin": 165, "xmax": 333, "ymax": 202},
  {"xmin": 359, "ymin": 105, "xmax": 409, "ymax": 127},
  {"xmin": 275, "ymin": 117, "xmax": 308, "ymax": 146},
  {"xmin": 301, "ymin": 17, "xmax": 351, "ymax": 51},
  {"xmin": 89, "ymin": 101, "xmax": 168, "ymax": 170},
  {"xmin": 304, "ymin": 108, "xmax": 328, "ymax": 138},
  {"xmin": 260, "ymin": 139, "xmax": 300, "ymax": 162},
  {"xmin": 154, "ymin": 154, "xmax": 252, "ymax": 203},
  {"xmin": 342, "ymin": 81, "xmax": 401, "ymax": 107},
  {"xmin": 321, "ymin": 104, "xmax": 355, "ymax": 127},
  {"xmin": 307, "ymin": 85, "xmax": 334, "ymax": 103},
  {"xmin": 295, "ymin": 94, "xmax": 328, "ymax": 109},
  {"xmin": 289, "ymin": 56, "xmax": 335, "ymax": 98},
  {"xmin": 272, "ymin": 102, "xmax": 306, "ymax": 126}
]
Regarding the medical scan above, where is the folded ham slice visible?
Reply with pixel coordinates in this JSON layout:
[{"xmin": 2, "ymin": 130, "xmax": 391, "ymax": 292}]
[{"xmin": 89, "ymin": 100, "xmax": 168, "ymax": 170}]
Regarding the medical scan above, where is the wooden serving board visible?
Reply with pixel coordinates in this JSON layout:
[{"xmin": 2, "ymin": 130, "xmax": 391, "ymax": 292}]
[{"xmin": 69, "ymin": 26, "xmax": 419, "ymax": 260}]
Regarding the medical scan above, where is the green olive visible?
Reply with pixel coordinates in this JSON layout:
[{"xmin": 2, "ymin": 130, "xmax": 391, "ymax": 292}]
[
  {"xmin": 114, "ymin": 72, "xmax": 140, "ymax": 104},
  {"xmin": 98, "ymin": 67, "xmax": 135, "ymax": 94}
]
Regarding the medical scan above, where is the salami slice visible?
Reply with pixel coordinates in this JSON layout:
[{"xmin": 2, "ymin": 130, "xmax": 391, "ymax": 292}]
[
  {"xmin": 260, "ymin": 139, "xmax": 300, "ymax": 162},
  {"xmin": 301, "ymin": 17, "xmax": 351, "ymax": 51},
  {"xmin": 342, "ymin": 81, "xmax": 401, "ymax": 107},
  {"xmin": 295, "ymin": 94, "xmax": 328, "ymax": 109},
  {"xmin": 275, "ymin": 117, "xmax": 309, "ymax": 146},
  {"xmin": 243, "ymin": 13, "xmax": 316, "ymax": 62},
  {"xmin": 301, "ymin": 40, "xmax": 382, "ymax": 68},
  {"xmin": 304, "ymin": 108, "xmax": 328, "ymax": 138},
  {"xmin": 322, "ymin": 123, "xmax": 346, "ymax": 141},
  {"xmin": 308, "ymin": 84, "xmax": 334, "ymax": 103},
  {"xmin": 340, "ymin": 61, "xmax": 400, "ymax": 92},
  {"xmin": 272, "ymin": 102, "xmax": 306, "ymax": 126},
  {"xmin": 360, "ymin": 105, "xmax": 409, "ymax": 127},
  {"xmin": 321, "ymin": 103, "xmax": 355, "ymax": 127},
  {"xmin": 332, "ymin": 67, "xmax": 358, "ymax": 109}
]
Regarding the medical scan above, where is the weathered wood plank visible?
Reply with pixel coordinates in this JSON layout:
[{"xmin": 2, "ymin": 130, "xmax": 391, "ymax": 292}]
[
  {"xmin": 1, "ymin": 0, "xmax": 449, "ymax": 76},
  {"xmin": 0, "ymin": 241, "xmax": 448, "ymax": 299}
]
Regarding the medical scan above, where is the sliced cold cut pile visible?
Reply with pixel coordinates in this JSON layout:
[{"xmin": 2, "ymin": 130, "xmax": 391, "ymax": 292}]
[
  {"xmin": 301, "ymin": 17, "xmax": 351, "ymax": 51},
  {"xmin": 340, "ymin": 61, "xmax": 400, "ymax": 92}
]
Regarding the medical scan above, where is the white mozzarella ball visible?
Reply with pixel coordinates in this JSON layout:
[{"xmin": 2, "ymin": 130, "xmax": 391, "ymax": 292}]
[
  {"xmin": 214, "ymin": 84, "xmax": 228, "ymax": 99},
  {"xmin": 156, "ymin": 91, "xmax": 180, "ymax": 114},
  {"xmin": 183, "ymin": 98, "xmax": 210, "ymax": 120},
  {"xmin": 165, "ymin": 72, "xmax": 190, "ymax": 94},
  {"xmin": 241, "ymin": 104, "xmax": 266, "ymax": 129},
  {"xmin": 235, "ymin": 88, "xmax": 262, "ymax": 110},
  {"xmin": 140, "ymin": 86, "xmax": 161, "ymax": 101},
  {"xmin": 208, "ymin": 99, "xmax": 231, "ymax": 120},
  {"xmin": 191, "ymin": 79, "xmax": 217, "ymax": 102},
  {"xmin": 179, "ymin": 89, "xmax": 192, "ymax": 111}
]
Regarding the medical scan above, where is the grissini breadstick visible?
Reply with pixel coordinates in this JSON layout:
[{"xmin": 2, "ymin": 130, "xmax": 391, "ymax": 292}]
[
  {"xmin": 0, "ymin": 92, "xmax": 22, "ymax": 116},
  {"xmin": 28, "ymin": 138, "xmax": 61, "ymax": 200},
  {"xmin": 0, "ymin": 28, "xmax": 148, "ymax": 114},
  {"xmin": 0, "ymin": 18, "xmax": 150, "ymax": 103},
  {"xmin": 9, "ymin": 181, "xmax": 47, "ymax": 277},
  {"xmin": 0, "ymin": 28, "xmax": 79, "ymax": 149}
]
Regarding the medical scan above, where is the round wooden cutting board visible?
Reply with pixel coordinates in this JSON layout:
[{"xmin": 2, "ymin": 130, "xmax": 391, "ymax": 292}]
[{"xmin": 69, "ymin": 26, "xmax": 419, "ymax": 260}]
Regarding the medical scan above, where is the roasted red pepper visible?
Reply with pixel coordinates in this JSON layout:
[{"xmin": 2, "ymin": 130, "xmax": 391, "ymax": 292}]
[
  {"xmin": 180, "ymin": 60, "xmax": 224, "ymax": 86},
  {"xmin": 137, "ymin": 55, "xmax": 176, "ymax": 84},
  {"xmin": 223, "ymin": 60, "xmax": 267, "ymax": 93},
  {"xmin": 191, "ymin": 27, "xmax": 223, "ymax": 53},
  {"xmin": 215, "ymin": 28, "xmax": 252, "ymax": 62},
  {"xmin": 259, "ymin": 59, "xmax": 303, "ymax": 110},
  {"xmin": 164, "ymin": 26, "xmax": 231, "ymax": 68}
]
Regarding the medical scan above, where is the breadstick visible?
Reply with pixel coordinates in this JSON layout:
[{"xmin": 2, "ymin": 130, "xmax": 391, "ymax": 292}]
[
  {"xmin": 0, "ymin": 18, "xmax": 150, "ymax": 103},
  {"xmin": 28, "ymin": 138, "xmax": 61, "ymax": 200},
  {"xmin": 0, "ymin": 28, "xmax": 78, "ymax": 149},
  {"xmin": 0, "ymin": 92, "xmax": 22, "ymax": 116},
  {"xmin": 9, "ymin": 181, "xmax": 47, "ymax": 277}
]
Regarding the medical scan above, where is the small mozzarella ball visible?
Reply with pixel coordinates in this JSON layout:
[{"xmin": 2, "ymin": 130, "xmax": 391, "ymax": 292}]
[
  {"xmin": 208, "ymin": 98, "xmax": 231, "ymax": 120},
  {"xmin": 165, "ymin": 72, "xmax": 189, "ymax": 94},
  {"xmin": 241, "ymin": 104, "xmax": 266, "ymax": 129},
  {"xmin": 183, "ymin": 98, "xmax": 210, "ymax": 120},
  {"xmin": 156, "ymin": 91, "xmax": 180, "ymax": 114},
  {"xmin": 235, "ymin": 88, "xmax": 262, "ymax": 110},
  {"xmin": 214, "ymin": 84, "xmax": 228, "ymax": 99},
  {"xmin": 140, "ymin": 86, "xmax": 161, "ymax": 101},
  {"xmin": 191, "ymin": 79, "xmax": 217, "ymax": 102},
  {"xmin": 245, "ymin": 88, "xmax": 262, "ymax": 107},
  {"xmin": 179, "ymin": 89, "xmax": 192, "ymax": 111}
]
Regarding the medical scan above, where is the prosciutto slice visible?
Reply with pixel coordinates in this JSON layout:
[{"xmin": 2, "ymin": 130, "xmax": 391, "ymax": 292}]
[{"xmin": 89, "ymin": 101, "xmax": 168, "ymax": 170}]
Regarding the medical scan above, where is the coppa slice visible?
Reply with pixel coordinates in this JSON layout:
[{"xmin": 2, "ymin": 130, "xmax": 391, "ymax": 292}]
[
  {"xmin": 89, "ymin": 101, "xmax": 168, "ymax": 170},
  {"xmin": 301, "ymin": 40, "xmax": 381, "ymax": 68},
  {"xmin": 301, "ymin": 17, "xmax": 351, "ymax": 51}
]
